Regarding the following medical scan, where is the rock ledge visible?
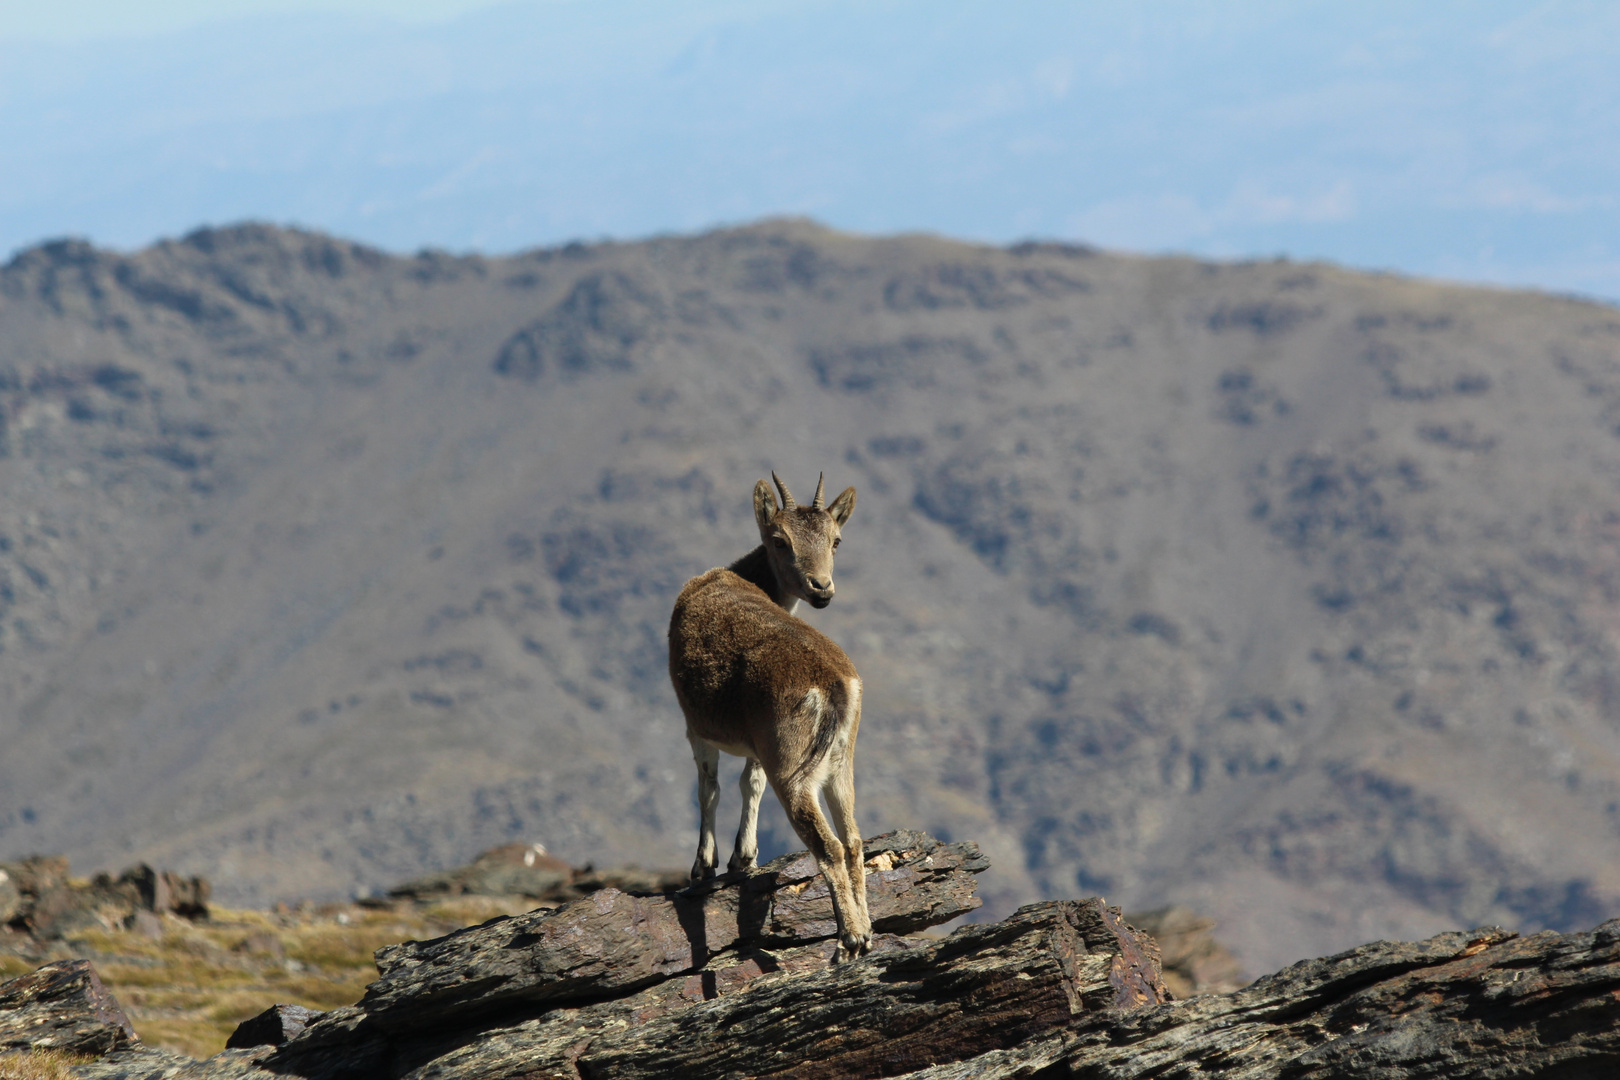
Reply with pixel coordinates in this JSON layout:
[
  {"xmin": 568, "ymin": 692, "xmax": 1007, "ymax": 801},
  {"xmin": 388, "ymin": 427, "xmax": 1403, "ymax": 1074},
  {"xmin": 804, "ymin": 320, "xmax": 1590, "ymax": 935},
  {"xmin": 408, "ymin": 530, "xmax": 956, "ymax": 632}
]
[{"xmin": 2, "ymin": 832, "xmax": 1617, "ymax": 1079}]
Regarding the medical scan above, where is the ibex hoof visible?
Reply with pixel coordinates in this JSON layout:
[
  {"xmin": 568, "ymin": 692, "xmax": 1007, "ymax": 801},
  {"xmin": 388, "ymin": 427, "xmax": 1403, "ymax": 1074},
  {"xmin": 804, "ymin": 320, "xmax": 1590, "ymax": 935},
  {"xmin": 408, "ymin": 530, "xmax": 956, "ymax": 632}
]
[
  {"xmin": 690, "ymin": 862, "xmax": 716, "ymax": 882},
  {"xmin": 727, "ymin": 856, "xmax": 757, "ymax": 875},
  {"xmin": 832, "ymin": 933, "xmax": 873, "ymax": 964}
]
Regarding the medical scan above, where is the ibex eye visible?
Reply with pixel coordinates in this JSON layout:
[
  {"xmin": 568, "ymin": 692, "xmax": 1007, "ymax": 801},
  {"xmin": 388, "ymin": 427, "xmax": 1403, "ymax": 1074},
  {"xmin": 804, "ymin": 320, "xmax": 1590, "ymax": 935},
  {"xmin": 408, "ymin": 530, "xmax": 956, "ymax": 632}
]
[
  {"xmin": 773, "ymin": 538, "xmax": 789, "ymax": 549},
  {"xmin": 832, "ymin": 538, "xmax": 841, "ymax": 548}
]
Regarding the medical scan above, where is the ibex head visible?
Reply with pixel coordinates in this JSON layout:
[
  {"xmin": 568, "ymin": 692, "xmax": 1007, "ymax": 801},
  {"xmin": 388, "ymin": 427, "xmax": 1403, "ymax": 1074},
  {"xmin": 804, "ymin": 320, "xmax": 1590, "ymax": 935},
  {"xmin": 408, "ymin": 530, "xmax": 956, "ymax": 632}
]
[{"xmin": 753, "ymin": 471, "xmax": 857, "ymax": 609}]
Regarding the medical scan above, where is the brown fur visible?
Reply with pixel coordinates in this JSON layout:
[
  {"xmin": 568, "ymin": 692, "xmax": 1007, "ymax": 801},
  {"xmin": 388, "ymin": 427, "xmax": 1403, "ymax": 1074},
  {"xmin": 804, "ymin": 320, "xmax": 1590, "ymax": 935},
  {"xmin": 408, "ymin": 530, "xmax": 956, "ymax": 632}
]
[{"xmin": 668, "ymin": 472, "xmax": 873, "ymax": 961}]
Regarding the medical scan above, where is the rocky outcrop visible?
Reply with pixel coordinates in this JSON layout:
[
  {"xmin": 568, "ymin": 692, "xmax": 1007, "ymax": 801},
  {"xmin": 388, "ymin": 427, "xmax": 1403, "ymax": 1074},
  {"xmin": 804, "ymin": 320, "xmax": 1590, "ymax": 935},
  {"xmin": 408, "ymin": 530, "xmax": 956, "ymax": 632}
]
[
  {"xmin": 1042, "ymin": 920, "xmax": 1620, "ymax": 1079},
  {"xmin": 3, "ymin": 831, "xmax": 1617, "ymax": 1078},
  {"xmin": 270, "ymin": 828, "xmax": 990, "ymax": 1074},
  {"xmin": 365, "ymin": 899, "xmax": 1163, "ymax": 1080},
  {"xmin": 117, "ymin": 865, "xmax": 210, "ymax": 920},
  {"xmin": 0, "ymin": 856, "xmax": 210, "ymax": 941},
  {"xmin": 0, "ymin": 960, "xmax": 138, "ymax": 1057},
  {"xmin": 68, "ymin": 830, "xmax": 1009, "ymax": 1077}
]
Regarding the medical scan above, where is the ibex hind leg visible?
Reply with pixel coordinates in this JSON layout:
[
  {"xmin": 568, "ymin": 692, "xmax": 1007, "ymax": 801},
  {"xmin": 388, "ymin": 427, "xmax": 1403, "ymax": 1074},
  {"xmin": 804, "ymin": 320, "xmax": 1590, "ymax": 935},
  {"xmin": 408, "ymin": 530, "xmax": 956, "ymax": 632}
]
[
  {"xmin": 729, "ymin": 757, "xmax": 767, "ymax": 874},
  {"xmin": 823, "ymin": 754, "xmax": 872, "ymax": 960},
  {"xmin": 689, "ymin": 736, "xmax": 721, "ymax": 881},
  {"xmin": 779, "ymin": 779, "xmax": 869, "ymax": 963}
]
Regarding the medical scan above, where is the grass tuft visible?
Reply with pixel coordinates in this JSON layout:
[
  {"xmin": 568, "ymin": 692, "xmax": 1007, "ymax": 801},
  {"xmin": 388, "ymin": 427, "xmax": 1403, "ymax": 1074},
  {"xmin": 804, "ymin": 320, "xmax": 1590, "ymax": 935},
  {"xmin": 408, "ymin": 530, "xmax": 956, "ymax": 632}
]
[
  {"xmin": 0, "ymin": 1049, "xmax": 95, "ymax": 1080},
  {"xmin": 0, "ymin": 957, "xmax": 34, "ymax": 979}
]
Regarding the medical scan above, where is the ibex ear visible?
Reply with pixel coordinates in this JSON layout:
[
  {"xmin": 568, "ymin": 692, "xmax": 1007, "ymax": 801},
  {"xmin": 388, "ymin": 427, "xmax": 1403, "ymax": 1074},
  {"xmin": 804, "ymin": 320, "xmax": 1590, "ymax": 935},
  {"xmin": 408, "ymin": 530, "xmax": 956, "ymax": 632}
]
[
  {"xmin": 827, "ymin": 486, "xmax": 856, "ymax": 527},
  {"xmin": 753, "ymin": 479, "xmax": 778, "ymax": 533}
]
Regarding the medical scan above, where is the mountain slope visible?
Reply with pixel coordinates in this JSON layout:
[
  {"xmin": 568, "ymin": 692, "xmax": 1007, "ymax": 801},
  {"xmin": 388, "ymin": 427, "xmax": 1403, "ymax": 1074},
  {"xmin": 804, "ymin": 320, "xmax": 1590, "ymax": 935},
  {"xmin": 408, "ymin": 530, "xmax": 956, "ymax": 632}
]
[{"xmin": 2, "ymin": 219, "xmax": 1618, "ymax": 973}]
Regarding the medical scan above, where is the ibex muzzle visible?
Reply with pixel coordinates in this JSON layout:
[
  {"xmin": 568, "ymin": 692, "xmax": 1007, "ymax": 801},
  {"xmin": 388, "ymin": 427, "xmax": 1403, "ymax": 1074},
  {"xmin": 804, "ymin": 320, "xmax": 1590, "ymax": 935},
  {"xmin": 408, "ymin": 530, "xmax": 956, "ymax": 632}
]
[{"xmin": 668, "ymin": 470, "xmax": 872, "ymax": 961}]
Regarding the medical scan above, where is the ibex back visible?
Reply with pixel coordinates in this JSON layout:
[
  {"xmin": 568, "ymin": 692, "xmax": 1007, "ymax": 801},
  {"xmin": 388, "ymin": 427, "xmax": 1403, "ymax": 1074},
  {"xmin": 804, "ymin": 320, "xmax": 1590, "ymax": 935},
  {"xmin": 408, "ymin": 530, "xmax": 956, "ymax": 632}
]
[{"xmin": 667, "ymin": 471, "xmax": 872, "ymax": 961}]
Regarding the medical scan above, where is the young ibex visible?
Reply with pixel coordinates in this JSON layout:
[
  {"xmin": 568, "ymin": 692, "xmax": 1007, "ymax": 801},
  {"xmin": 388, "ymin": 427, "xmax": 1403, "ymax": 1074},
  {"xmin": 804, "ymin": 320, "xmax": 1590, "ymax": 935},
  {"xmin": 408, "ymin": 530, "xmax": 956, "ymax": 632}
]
[{"xmin": 668, "ymin": 471, "xmax": 872, "ymax": 961}]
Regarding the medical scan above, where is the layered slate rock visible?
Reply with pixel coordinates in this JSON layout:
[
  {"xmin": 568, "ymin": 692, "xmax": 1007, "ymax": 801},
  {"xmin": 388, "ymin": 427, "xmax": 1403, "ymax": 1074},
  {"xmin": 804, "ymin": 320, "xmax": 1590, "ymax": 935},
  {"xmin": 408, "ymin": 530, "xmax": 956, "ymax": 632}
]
[
  {"xmin": 87, "ymin": 915, "xmax": 1620, "ymax": 1079},
  {"xmin": 1015, "ymin": 920, "xmax": 1620, "ymax": 1079},
  {"xmin": 238, "ymin": 831, "xmax": 989, "ymax": 1079},
  {"xmin": 56, "ymin": 830, "xmax": 1620, "ymax": 1080},
  {"xmin": 71, "ymin": 832, "xmax": 1171, "ymax": 1080},
  {"xmin": 384, "ymin": 899, "xmax": 1163, "ymax": 1080},
  {"xmin": 350, "ymin": 829, "xmax": 987, "ymax": 1034},
  {"xmin": 0, "ymin": 959, "xmax": 138, "ymax": 1056},
  {"xmin": 566, "ymin": 899, "xmax": 1164, "ymax": 1080}
]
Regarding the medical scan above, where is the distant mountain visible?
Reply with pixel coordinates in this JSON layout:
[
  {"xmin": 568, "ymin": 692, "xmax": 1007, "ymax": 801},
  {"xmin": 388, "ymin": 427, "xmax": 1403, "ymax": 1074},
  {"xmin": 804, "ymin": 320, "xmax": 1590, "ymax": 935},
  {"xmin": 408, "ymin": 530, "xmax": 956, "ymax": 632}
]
[
  {"xmin": 2, "ymin": 2, "xmax": 1616, "ymax": 299},
  {"xmin": 2, "ymin": 219, "xmax": 1618, "ymax": 974}
]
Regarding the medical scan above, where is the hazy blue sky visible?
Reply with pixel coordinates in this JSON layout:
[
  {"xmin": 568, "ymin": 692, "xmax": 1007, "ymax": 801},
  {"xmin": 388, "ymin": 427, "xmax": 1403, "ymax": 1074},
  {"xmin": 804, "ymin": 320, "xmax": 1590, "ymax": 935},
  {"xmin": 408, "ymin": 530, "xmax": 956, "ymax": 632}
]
[
  {"xmin": 0, "ymin": 0, "xmax": 490, "ymax": 39},
  {"xmin": 1, "ymin": 0, "xmax": 1615, "ymax": 299}
]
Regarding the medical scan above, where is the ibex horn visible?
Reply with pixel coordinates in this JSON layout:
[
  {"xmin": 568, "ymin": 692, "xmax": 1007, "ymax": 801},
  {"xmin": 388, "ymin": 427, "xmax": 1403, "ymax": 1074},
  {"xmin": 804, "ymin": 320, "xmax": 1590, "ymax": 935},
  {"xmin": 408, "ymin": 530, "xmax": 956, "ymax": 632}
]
[
  {"xmin": 812, "ymin": 472, "xmax": 826, "ymax": 509},
  {"xmin": 772, "ymin": 471, "xmax": 796, "ymax": 509}
]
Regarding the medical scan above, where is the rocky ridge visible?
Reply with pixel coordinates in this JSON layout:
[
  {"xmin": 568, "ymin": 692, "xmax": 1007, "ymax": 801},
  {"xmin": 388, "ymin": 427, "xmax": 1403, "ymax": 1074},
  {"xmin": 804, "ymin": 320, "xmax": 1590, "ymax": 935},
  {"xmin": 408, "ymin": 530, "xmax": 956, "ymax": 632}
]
[{"xmin": 2, "ymin": 832, "xmax": 1618, "ymax": 1079}]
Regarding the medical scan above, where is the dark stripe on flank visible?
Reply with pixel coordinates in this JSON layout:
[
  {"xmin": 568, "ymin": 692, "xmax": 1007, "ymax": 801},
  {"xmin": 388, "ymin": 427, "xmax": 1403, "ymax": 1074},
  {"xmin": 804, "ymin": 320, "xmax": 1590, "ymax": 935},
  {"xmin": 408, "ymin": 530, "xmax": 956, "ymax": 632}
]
[{"xmin": 796, "ymin": 682, "xmax": 847, "ymax": 782}]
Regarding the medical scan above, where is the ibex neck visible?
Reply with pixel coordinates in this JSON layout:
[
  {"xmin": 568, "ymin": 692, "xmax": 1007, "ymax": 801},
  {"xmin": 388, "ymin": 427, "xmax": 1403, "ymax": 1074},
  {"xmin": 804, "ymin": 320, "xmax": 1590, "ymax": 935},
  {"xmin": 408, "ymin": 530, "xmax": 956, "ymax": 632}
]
[{"xmin": 729, "ymin": 545, "xmax": 797, "ymax": 612}]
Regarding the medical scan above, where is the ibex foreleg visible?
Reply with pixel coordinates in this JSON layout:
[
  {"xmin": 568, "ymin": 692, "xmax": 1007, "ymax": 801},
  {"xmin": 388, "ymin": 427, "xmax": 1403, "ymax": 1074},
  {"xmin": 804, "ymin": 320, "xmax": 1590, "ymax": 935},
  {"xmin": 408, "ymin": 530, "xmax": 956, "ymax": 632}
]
[
  {"xmin": 729, "ymin": 757, "xmax": 767, "ymax": 874},
  {"xmin": 689, "ymin": 736, "xmax": 721, "ymax": 880}
]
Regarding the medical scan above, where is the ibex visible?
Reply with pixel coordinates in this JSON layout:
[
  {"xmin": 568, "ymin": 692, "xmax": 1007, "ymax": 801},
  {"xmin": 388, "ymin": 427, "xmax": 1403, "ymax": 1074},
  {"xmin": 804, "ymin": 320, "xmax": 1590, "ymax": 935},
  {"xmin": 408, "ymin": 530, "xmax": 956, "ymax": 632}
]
[{"xmin": 668, "ymin": 471, "xmax": 872, "ymax": 961}]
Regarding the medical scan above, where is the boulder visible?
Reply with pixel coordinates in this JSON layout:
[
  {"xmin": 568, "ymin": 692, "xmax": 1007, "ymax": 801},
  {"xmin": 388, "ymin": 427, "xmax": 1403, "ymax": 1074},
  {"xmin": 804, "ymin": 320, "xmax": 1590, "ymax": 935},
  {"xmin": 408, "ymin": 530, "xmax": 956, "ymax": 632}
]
[
  {"xmin": 225, "ymin": 1004, "xmax": 322, "ymax": 1049},
  {"xmin": 0, "ymin": 858, "xmax": 212, "ymax": 940},
  {"xmin": 22, "ymin": 884, "xmax": 128, "ymax": 941},
  {"xmin": 114, "ymin": 864, "xmax": 211, "ymax": 919},
  {"xmin": 0, "ymin": 959, "xmax": 138, "ymax": 1056}
]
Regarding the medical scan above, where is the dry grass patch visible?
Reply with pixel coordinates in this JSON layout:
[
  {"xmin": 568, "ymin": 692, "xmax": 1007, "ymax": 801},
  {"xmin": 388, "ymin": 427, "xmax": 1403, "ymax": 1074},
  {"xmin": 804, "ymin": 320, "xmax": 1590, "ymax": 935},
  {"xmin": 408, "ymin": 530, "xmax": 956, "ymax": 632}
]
[
  {"xmin": 49, "ymin": 900, "xmax": 521, "ymax": 1059},
  {"xmin": 0, "ymin": 1049, "xmax": 94, "ymax": 1080},
  {"xmin": 0, "ymin": 956, "xmax": 35, "ymax": 980}
]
